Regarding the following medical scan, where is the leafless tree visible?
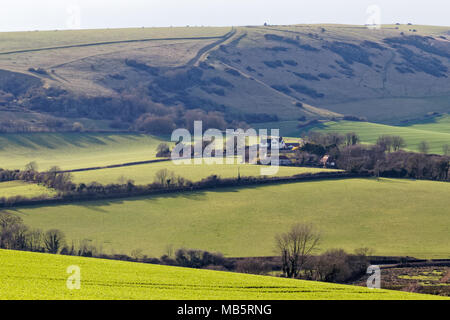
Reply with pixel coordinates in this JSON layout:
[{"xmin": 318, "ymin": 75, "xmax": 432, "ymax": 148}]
[
  {"xmin": 25, "ymin": 161, "xmax": 38, "ymax": 172},
  {"xmin": 275, "ymin": 223, "xmax": 321, "ymax": 278},
  {"xmin": 442, "ymin": 144, "xmax": 449, "ymax": 156},
  {"xmin": 345, "ymin": 132, "xmax": 360, "ymax": 146},
  {"xmin": 154, "ymin": 169, "xmax": 176, "ymax": 186},
  {"xmin": 418, "ymin": 141, "xmax": 430, "ymax": 154},
  {"xmin": 44, "ymin": 229, "xmax": 65, "ymax": 254},
  {"xmin": 392, "ymin": 136, "xmax": 406, "ymax": 151}
]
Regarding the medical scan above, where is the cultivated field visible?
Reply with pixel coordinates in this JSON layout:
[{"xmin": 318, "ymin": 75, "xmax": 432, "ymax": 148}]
[
  {"xmin": 0, "ymin": 133, "xmax": 166, "ymax": 171},
  {"xmin": 14, "ymin": 178, "xmax": 450, "ymax": 258},
  {"xmin": 0, "ymin": 249, "xmax": 440, "ymax": 300},
  {"xmin": 0, "ymin": 181, "xmax": 55, "ymax": 199}
]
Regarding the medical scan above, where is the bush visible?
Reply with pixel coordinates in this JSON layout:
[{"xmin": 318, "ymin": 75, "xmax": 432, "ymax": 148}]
[
  {"xmin": 175, "ymin": 248, "xmax": 226, "ymax": 269},
  {"xmin": 156, "ymin": 143, "xmax": 171, "ymax": 157},
  {"xmin": 235, "ymin": 258, "xmax": 271, "ymax": 275}
]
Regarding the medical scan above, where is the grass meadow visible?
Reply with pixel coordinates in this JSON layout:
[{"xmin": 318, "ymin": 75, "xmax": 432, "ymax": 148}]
[
  {"xmin": 0, "ymin": 181, "xmax": 56, "ymax": 199},
  {"xmin": 0, "ymin": 133, "xmax": 166, "ymax": 171},
  {"xmin": 255, "ymin": 117, "xmax": 450, "ymax": 154},
  {"xmin": 0, "ymin": 249, "xmax": 441, "ymax": 300},
  {"xmin": 12, "ymin": 178, "xmax": 450, "ymax": 259}
]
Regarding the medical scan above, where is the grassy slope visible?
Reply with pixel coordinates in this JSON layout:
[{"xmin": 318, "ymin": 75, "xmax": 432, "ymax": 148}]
[
  {"xmin": 255, "ymin": 118, "xmax": 450, "ymax": 154},
  {"xmin": 0, "ymin": 27, "xmax": 230, "ymax": 53},
  {"xmin": 305, "ymin": 120, "xmax": 450, "ymax": 154},
  {"xmin": 0, "ymin": 181, "xmax": 56, "ymax": 198},
  {"xmin": 2, "ymin": 24, "xmax": 449, "ymax": 127},
  {"xmin": 0, "ymin": 133, "xmax": 166, "ymax": 171},
  {"xmin": 71, "ymin": 160, "xmax": 337, "ymax": 185},
  {"xmin": 403, "ymin": 114, "xmax": 450, "ymax": 134},
  {"xmin": 14, "ymin": 178, "xmax": 450, "ymax": 259},
  {"xmin": 0, "ymin": 249, "xmax": 440, "ymax": 300}
]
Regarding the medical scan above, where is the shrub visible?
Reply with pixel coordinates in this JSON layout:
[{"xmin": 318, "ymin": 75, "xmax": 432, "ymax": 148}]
[{"xmin": 235, "ymin": 258, "xmax": 271, "ymax": 275}]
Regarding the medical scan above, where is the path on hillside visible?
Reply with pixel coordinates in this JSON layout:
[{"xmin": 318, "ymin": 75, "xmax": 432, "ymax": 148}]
[
  {"xmin": 48, "ymin": 28, "xmax": 237, "ymax": 70},
  {"xmin": 187, "ymin": 27, "xmax": 237, "ymax": 67}
]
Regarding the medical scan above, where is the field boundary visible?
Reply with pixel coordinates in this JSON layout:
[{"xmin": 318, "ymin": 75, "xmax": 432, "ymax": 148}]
[
  {"xmin": 1, "ymin": 172, "xmax": 369, "ymax": 208},
  {"xmin": 0, "ymin": 32, "xmax": 233, "ymax": 56},
  {"xmin": 57, "ymin": 158, "xmax": 171, "ymax": 173}
]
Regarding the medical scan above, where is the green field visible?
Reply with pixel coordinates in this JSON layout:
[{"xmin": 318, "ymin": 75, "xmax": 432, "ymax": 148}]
[
  {"xmin": 0, "ymin": 133, "xmax": 166, "ymax": 171},
  {"xmin": 0, "ymin": 249, "xmax": 440, "ymax": 300},
  {"xmin": 12, "ymin": 178, "xmax": 450, "ymax": 259},
  {"xmin": 0, "ymin": 181, "xmax": 56, "ymax": 199},
  {"xmin": 402, "ymin": 114, "xmax": 450, "ymax": 134},
  {"xmin": 255, "ymin": 118, "xmax": 450, "ymax": 154},
  {"xmin": 71, "ymin": 159, "xmax": 337, "ymax": 185}
]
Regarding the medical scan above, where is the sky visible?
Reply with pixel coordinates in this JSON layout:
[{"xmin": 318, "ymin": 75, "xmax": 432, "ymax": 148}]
[{"xmin": 0, "ymin": 0, "xmax": 449, "ymax": 32}]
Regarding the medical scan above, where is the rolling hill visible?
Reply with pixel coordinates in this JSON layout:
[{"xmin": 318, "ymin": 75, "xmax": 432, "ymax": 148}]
[
  {"xmin": 0, "ymin": 24, "xmax": 449, "ymax": 133},
  {"xmin": 256, "ymin": 116, "xmax": 450, "ymax": 154},
  {"xmin": 0, "ymin": 249, "xmax": 441, "ymax": 300}
]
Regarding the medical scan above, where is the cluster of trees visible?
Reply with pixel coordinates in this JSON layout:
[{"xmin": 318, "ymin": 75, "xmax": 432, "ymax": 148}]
[
  {"xmin": 337, "ymin": 145, "xmax": 449, "ymax": 181},
  {"xmin": 0, "ymin": 211, "xmax": 233, "ymax": 270},
  {"xmin": 297, "ymin": 132, "xmax": 450, "ymax": 181},
  {"xmin": 15, "ymin": 82, "xmax": 248, "ymax": 134},
  {"xmin": 0, "ymin": 164, "xmax": 74, "ymax": 191},
  {"xmin": 274, "ymin": 223, "xmax": 371, "ymax": 283},
  {"xmin": 0, "ymin": 212, "xmax": 66, "ymax": 253}
]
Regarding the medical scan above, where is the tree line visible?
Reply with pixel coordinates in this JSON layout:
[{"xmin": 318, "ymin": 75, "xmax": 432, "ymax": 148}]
[{"xmin": 296, "ymin": 132, "xmax": 450, "ymax": 181}]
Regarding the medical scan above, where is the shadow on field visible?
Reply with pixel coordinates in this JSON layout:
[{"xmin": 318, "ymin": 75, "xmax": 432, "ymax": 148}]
[
  {"xmin": 0, "ymin": 132, "xmax": 149, "ymax": 151},
  {"xmin": 70, "ymin": 183, "xmax": 278, "ymax": 210}
]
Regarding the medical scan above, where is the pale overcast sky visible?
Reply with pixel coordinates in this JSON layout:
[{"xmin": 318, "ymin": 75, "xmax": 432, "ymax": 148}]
[{"xmin": 0, "ymin": 0, "xmax": 449, "ymax": 32}]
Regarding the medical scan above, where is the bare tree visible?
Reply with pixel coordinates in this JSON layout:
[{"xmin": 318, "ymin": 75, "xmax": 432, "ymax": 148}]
[
  {"xmin": 44, "ymin": 229, "xmax": 65, "ymax": 254},
  {"xmin": 25, "ymin": 161, "xmax": 38, "ymax": 172},
  {"xmin": 392, "ymin": 136, "xmax": 406, "ymax": 151},
  {"xmin": 418, "ymin": 141, "xmax": 430, "ymax": 154},
  {"xmin": 443, "ymin": 144, "xmax": 449, "ymax": 156},
  {"xmin": 275, "ymin": 223, "xmax": 321, "ymax": 278},
  {"xmin": 376, "ymin": 135, "xmax": 393, "ymax": 152},
  {"xmin": 345, "ymin": 132, "xmax": 360, "ymax": 146}
]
